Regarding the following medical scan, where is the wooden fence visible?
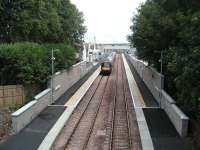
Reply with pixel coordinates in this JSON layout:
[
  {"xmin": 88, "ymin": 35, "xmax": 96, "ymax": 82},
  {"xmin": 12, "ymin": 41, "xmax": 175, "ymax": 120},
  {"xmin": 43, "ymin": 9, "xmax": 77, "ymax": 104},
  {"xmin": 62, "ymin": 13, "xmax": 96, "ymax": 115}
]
[{"xmin": 0, "ymin": 85, "xmax": 25, "ymax": 108}]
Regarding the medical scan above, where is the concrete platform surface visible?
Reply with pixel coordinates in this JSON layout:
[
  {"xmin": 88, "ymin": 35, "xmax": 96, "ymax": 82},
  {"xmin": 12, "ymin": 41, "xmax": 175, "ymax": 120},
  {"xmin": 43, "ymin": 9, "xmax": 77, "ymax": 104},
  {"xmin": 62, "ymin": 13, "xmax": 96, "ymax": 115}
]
[
  {"xmin": 122, "ymin": 54, "xmax": 154, "ymax": 150},
  {"xmin": 125, "ymin": 54, "xmax": 158, "ymax": 107},
  {"xmin": 38, "ymin": 67, "xmax": 100, "ymax": 150},
  {"xmin": 143, "ymin": 108, "xmax": 194, "ymax": 150},
  {"xmin": 0, "ymin": 65, "xmax": 99, "ymax": 150},
  {"xmin": 0, "ymin": 106, "xmax": 65, "ymax": 150}
]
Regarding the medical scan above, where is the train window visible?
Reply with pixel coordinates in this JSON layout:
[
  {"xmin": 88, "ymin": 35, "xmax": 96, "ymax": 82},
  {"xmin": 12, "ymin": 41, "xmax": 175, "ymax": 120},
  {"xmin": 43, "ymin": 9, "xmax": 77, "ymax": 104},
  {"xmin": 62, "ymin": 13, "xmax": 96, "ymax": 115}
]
[{"xmin": 102, "ymin": 62, "xmax": 111, "ymax": 67}]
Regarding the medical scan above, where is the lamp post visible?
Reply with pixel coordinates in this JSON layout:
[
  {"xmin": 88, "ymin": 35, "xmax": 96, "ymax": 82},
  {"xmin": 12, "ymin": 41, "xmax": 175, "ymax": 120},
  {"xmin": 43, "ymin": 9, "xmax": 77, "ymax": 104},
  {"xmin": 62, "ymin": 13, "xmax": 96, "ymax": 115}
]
[
  {"xmin": 158, "ymin": 50, "xmax": 164, "ymax": 108},
  {"xmin": 158, "ymin": 50, "xmax": 163, "ymax": 74},
  {"xmin": 160, "ymin": 50, "xmax": 163, "ymax": 75},
  {"xmin": 51, "ymin": 49, "xmax": 59, "ymax": 104}
]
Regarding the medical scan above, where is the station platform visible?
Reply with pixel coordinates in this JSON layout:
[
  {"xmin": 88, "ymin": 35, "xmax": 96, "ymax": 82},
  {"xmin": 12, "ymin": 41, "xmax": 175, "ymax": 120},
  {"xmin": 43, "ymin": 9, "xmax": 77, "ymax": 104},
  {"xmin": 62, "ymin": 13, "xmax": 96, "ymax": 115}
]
[
  {"xmin": 125, "ymin": 54, "xmax": 193, "ymax": 150},
  {"xmin": 143, "ymin": 108, "xmax": 193, "ymax": 150},
  {"xmin": 51, "ymin": 54, "xmax": 143, "ymax": 150},
  {"xmin": 125, "ymin": 55, "xmax": 158, "ymax": 108},
  {"xmin": 0, "ymin": 54, "xmax": 194, "ymax": 150},
  {"xmin": 0, "ymin": 65, "xmax": 99, "ymax": 150}
]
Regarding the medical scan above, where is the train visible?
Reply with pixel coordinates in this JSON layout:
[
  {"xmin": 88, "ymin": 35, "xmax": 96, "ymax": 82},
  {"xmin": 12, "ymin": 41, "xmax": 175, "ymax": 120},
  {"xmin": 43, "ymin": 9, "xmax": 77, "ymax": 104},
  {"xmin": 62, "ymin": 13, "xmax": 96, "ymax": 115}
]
[
  {"xmin": 100, "ymin": 52, "xmax": 115, "ymax": 75},
  {"xmin": 100, "ymin": 61, "xmax": 112, "ymax": 75}
]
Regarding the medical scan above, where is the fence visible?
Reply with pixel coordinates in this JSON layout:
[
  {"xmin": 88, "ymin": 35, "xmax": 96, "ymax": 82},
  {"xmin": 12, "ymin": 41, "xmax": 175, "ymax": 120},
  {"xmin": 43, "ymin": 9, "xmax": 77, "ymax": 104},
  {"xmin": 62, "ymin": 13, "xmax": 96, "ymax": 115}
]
[{"xmin": 0, "ymin": 85, "xmax": 25, "ymax": 108}]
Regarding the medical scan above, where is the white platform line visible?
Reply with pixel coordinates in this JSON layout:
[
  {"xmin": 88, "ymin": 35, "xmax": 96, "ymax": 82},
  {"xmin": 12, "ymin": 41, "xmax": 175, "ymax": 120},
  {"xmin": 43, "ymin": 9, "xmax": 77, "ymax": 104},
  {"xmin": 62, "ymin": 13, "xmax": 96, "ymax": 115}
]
[
  {"xmin": 122, "ymin": 54, "xmax": 154, "ymax": 150},
  {"xmin": 37, "ymin": 67, "xmax": 100, "ymax": 150},
  {"xmin": 48, "ymin": 105, "xmax": 66, "ymax": 107},
  {"xmin": 136, "ymin": 107, "xmax": 160, "ymax": 109},
  {"xmin": 64, "ymin": 67, "xmax": 100, "ymax": 108}
]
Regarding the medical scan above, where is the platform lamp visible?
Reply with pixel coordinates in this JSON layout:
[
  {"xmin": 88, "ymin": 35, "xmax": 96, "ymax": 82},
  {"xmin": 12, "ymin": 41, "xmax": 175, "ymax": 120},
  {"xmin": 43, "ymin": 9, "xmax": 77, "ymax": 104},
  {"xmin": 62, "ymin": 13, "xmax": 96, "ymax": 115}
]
[{"xmin": 51, "ymin": 49, "xmax": 59, "ymax": 104}]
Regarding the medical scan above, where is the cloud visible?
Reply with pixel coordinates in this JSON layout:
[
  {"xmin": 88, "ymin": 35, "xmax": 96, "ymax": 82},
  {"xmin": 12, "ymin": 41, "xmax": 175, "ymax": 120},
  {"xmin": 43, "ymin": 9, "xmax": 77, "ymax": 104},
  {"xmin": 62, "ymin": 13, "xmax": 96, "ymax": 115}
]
[{"xmin": 71, "ymin": 0, "xmax": 146, "ymax": 43}]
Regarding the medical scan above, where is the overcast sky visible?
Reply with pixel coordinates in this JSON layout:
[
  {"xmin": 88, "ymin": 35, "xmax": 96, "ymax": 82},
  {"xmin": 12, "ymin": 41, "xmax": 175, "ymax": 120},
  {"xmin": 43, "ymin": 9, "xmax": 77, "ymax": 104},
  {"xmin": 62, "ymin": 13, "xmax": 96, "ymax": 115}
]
[{"xmin": 71, "ymin": 0, "xmax": 146, "ymax": 43}]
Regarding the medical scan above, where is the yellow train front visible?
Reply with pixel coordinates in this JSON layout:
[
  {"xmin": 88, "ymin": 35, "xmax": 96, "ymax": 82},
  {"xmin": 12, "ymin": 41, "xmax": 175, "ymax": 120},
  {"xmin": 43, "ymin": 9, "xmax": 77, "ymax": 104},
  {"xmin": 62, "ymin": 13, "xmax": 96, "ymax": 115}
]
[{"xmin": 100, "ymin": 61, "xmax": 112, "ymax": 75}]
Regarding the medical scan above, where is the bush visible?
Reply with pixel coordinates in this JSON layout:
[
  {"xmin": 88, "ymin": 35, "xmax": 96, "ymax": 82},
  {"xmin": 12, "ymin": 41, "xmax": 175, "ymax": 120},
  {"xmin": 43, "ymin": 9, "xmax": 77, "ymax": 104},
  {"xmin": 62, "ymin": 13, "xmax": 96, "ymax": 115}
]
[
  {"xmin": 43, "ymin": 43, "xmax": 75, "ymax": 71},
  {"xmin": 0, "ymin": 42, "xmax": 75, "ymax": 86}
]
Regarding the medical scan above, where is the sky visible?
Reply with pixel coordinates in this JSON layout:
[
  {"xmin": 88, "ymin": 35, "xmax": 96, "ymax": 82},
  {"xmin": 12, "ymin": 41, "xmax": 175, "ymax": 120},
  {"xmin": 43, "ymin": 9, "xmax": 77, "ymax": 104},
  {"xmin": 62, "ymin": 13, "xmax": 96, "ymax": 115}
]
[{"xmin": 71, "ymin": 0, "xmax": 146, "ymax": 44}]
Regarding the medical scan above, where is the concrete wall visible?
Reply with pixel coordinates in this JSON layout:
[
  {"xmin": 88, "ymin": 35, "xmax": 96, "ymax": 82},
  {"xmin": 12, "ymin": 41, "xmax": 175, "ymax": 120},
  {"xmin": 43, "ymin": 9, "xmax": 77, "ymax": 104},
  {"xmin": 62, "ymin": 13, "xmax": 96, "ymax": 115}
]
[
  {"xmin": 12, "ymin": 89, "xmax": 51, "ymax": 133},
  {"xmin": 127, "ymin": 54, "xmax": 189, "ymax": 137},
  {"xmin": 127, "ymin": 54, "xmax": 164, "ymax": 104},
  {"xmin": 11, "ymin": 61, "xmax": 97, "ymax": 133},
  {"xmin": 52, "ymin": 61, "xmax": 95, "ymax": 102},
  {"xmin": 160, "ymin": 90, "xmax": 189, "ymax": 137}
]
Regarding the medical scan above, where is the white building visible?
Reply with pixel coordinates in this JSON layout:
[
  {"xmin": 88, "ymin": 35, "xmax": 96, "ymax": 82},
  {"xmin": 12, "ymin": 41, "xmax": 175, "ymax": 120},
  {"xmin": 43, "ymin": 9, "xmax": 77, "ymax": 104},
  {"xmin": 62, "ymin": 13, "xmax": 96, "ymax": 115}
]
[
  {"xmin": 83, "ymin": 43, "xmax": 102, "ymax": 62},
  {"xmin": 96, "ymin": 43, "xmax": 135, "ymax": 54},
  {"xmin": 82, "ymin": 43, "xmax": 136, "ymax": 62}
]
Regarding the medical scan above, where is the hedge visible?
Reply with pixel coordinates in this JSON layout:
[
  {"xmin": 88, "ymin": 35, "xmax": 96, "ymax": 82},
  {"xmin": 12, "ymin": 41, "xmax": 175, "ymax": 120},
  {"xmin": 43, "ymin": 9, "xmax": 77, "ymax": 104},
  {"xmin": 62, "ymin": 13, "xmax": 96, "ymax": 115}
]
[{"xmin": 0, "ymin": 42, "xmax": 75, "ymax": 86}]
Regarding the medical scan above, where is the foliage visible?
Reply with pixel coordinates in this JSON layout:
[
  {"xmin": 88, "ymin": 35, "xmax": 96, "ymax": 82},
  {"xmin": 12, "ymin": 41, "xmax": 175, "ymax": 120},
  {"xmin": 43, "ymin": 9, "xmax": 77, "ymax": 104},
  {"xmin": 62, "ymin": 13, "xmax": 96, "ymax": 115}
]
[
  {"xmin": 58, "ymin": 0, "xmax": 86, "ymax": 48},
  {"xmin": 129, "ymin": 0, "xmax": 200, "ymax": 120},
  {"xmin": 0, "ymin": 0, "xmax": 86, "ymax": 47},
  {"xmin": 43, "ymin": 43, "xmax": 75, "ymax": 71},
  {"xmin": 0, "ymin": 42, "xmax": 75, "ymax": 86}
]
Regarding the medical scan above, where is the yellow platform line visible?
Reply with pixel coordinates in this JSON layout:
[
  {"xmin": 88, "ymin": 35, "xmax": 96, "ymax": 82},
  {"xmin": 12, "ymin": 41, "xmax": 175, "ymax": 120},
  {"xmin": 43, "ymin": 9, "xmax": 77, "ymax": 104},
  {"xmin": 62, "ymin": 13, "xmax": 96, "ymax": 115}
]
[
  {"xmin": 38, "ymin": 67, "xmax": 100, "ymax": 150},
  {"xmin": 122, "ymin": 54, "xmax": 146, "ymax": 107},
  {"xmin": 64, "ymin": 67, "xmax": 100, "ymax": 108},
  {"xmin": 122, "ymin": 54, "xmax": 154, "ymax": 150},
  {"xmin": 132, "ymin": 76, "xmax": 146, "ymax": 107}
]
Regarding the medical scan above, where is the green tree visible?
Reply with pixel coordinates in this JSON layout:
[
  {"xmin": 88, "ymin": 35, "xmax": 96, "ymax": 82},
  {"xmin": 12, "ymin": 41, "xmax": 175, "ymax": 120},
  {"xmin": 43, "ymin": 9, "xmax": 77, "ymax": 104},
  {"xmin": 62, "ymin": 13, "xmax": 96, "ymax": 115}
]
[
  {"xmin": 0, "ymin": 42, "xmax": 75, "ymax": 86},
  {"xmin": 0, "ymin": 0, "xmax": 86, "ymax": 47},
  {"xmin": 58, "ymin": 0, "xmax": 86, "ymax": 47},
  {"xmin": 129, "ymin": 0, "xmax": 200, "ymax": 120}
]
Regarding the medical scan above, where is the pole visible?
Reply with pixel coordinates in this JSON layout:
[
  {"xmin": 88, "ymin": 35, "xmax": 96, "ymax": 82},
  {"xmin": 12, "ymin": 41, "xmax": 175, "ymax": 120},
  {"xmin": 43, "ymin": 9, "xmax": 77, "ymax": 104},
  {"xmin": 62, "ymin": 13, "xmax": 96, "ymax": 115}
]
[
  {"xmin": 160, "ymin": 50, "xmax": 163, "ymax": 75},
  {"xmin": 160, "ymin": 50, "xmax": 163, "ymax": 108},
  {"xmin": 51, "ymin": 49, "xmax": 55, "ymax": 104}
]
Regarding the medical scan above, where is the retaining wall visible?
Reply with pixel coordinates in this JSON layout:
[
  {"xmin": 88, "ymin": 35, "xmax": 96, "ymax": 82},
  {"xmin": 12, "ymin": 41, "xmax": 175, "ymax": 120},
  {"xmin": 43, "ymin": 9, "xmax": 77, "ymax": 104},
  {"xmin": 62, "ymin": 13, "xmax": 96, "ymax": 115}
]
[
  {"xmin": 127, "ymin": 54, "xmax": 189, "ymax": 137},
  {"xmin": 52, "ymin": 61, "xmax": 94, "ymax": 102},
  {"xmin": 160, "ymin": 90, "xmax": 189, "ymax": 137},
  {"xmin": 127, "ymin": 55, "xmax": 164, "ymax": 104},
  {"xmin": 11, "ymin": 61, "xmax": 97, "ymax": 133}
]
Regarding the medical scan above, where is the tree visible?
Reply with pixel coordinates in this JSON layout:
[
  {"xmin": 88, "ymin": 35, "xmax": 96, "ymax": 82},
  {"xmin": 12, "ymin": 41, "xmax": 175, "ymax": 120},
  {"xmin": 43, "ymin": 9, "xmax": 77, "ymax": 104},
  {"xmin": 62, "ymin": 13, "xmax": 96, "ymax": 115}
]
[
  {"xmin": 0, "ymin": 42, "xmax": 75, "ymax": 86},
  {"xmin": 58, "ymin": 0, "xmax": 86, "ymax": 47},
  {"xmin": 0, "ymin": 0, "xmax": 86, "ymax": 47},
  {"xmin": 129, "ymin": 0, "xmax": 200, "ymax": 120}
]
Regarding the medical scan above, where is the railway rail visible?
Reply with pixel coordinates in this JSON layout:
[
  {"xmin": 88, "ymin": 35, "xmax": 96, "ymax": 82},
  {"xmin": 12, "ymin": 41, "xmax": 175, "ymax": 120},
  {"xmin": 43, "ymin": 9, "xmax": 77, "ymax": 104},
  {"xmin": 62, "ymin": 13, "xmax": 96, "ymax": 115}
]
[
  {"xmin": 53, "ymin": 54, "xmax": 142, "ymax": 150},
  {"xmin": 53, "ymin": 76, "xmax": 103, "ymax": 150},
  {"xmin": 65, "ymin": 77, "xmax": 108, "ymax": 150},
  {"xmin": 110, "ymin": 55, "xmax": 131, "ymax": 150}
]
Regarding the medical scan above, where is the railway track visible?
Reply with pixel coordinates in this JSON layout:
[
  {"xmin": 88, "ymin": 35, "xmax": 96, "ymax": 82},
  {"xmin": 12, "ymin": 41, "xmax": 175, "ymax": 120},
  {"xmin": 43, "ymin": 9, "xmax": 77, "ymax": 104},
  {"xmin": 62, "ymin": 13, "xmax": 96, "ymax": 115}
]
[
  {"xmin": 53, "ymin": 75, "xmax": 111, "ymax": 150},
  {"xmin": 53, "ymin": 76, "xmax": 103, "ymax": 150},
  {"xmin": 84, "ymin": 58, "xmax": 116, "ymax": 150},
  {"xmin": 110, "ymin": 55, "xmax": 131, "ymax": 150},
  {"xmin": 102, "ymin": 55, "xmax": 118, "ymax": 150},
  {"xmin": 64, "ymin": 76, "xmax": 108, "ymax": 150},
  {"xmin": 53, "ymin": 54, "xmax": 142, "ymax": 150},
  {"xmin": 121, "ymin": 56, "xmax": 142, "ymax": 150}
]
